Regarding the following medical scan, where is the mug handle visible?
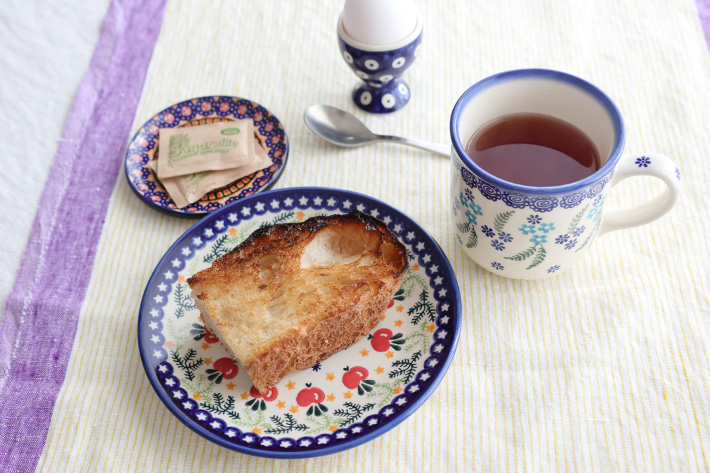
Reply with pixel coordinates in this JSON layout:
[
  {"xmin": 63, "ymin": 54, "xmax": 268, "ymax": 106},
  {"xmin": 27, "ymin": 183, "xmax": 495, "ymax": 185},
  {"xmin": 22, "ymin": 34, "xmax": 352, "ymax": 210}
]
[{"xmin": 597, "ymin": 153, "xmax": 682, "ymax": 236}]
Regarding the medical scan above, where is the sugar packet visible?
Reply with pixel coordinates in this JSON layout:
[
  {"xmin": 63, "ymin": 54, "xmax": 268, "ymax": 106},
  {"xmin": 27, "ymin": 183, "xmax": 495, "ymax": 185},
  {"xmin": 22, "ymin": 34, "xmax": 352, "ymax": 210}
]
[
  {"xmin": 150, "ymin": 136, "xmax": 272, "ymax": 208},
  {"xmin": 157, "ymin": 120, "xmax": 254, "ymax": 178}
]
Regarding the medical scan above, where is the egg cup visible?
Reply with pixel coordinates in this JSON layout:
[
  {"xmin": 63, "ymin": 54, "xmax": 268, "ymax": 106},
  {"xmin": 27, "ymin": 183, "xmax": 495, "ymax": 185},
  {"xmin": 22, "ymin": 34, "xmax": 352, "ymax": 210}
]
[{"xmin": 337, "ymin": 12, "xmax": 422, "ymax": 114}]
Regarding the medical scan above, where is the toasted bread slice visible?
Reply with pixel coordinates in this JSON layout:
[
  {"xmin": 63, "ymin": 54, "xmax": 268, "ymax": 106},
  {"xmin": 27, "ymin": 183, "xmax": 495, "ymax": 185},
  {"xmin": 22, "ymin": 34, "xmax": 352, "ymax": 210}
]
[{"xmin": 187, "ymin": 210, "xmax": 409, "ymax": 393}]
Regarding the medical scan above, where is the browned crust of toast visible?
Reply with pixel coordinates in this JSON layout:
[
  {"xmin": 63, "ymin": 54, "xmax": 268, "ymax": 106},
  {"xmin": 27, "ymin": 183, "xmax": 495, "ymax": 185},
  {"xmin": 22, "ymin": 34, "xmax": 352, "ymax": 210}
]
[{"xmin": 187, "ymin": 210, "xmax": 409, "ymax": 394}]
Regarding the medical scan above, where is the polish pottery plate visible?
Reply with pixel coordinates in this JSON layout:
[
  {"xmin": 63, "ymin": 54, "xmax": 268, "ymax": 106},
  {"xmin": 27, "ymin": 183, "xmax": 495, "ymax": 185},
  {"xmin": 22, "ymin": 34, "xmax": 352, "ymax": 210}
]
[
  {"xmin": 124, "ymin": 96, "xmax": 288, "ymax": 217},
  {"xmin": 137, "ymin": 187, "xmax": 461, "ymax": 458}
]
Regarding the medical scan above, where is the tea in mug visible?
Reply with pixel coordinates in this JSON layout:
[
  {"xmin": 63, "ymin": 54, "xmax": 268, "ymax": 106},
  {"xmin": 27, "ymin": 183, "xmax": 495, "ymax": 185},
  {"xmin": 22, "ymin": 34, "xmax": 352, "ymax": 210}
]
[{"xmin": 465, "ymin": 113, "xmax": 601, "ymax": 187}]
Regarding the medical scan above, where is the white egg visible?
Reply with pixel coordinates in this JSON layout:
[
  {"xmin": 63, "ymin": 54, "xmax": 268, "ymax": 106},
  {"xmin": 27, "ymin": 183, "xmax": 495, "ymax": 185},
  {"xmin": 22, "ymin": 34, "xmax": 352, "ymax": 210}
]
[{"xmin": 342, "ymin": 0, "xmax": 418, "ymax": 45}]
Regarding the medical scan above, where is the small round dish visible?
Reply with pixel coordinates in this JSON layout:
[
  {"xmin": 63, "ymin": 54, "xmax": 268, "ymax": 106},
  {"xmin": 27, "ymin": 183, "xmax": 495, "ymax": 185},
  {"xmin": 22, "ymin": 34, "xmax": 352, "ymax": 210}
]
[
  {"xmin": 137, "ymin": 187, "xmax": 461, "ymax": 458},
  {"xmin": 124, "ymin": 96, "xmax": 289, "ymax": 217}
]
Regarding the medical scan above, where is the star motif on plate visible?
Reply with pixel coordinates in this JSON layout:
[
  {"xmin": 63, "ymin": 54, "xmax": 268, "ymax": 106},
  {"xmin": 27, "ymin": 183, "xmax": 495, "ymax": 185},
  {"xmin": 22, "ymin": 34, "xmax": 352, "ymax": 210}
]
[
  {"xmin": 286, "ymin": 380, "xmax": 296, "ymax": 390},
  {"xmin": 437, "ymin": 330, "xmax": 448, "ymax": 339},
  {"xmin": 171, "ymin": 258, "xmax": 181, "ymax": 268},
  {"xmin": 383, "ymin": 216, "xmax": 391, "ymax": 224},
  {"xmin": 433, "ymin": 344, "xmax": 444, "ymax": 353},
  {"xmin": 214, "ymin": 220, "xmax": 225, "ymax": 230},
  {"xmin": 158, "ymin": 365, "xmax": 168, "ymax": 373},
  {"xmin": 261, "ymin": 439, "xmax": 272, "ymax": 446},
  {"xmin": 152, "ymin": 349, "xmax": 162, "ymax": 358},
  {"xmin": 314, "ymin": 196, "xmax": 323, "ymax": 205},
  {"xmin": 165, "ymin": 378, "xmax": 175, "ymax": 386},
  {"xmin": 181, "ymin": 247, "xmax": 191, "ymax": 256},
  {"xmin": 423, "ymin": 254, "xmax": 432, "ymax": 263},
  {"xmin": 150, "ymin": 335, "xmax": 160, "ymax": 343},
  {"xmin": 396, "ymin": 397, "xmax": 407, "ymax": 406},
  {"xmin": 284, "ymin": 197, "xmax": 293, "ymax": 207},
  {"xmin": 370, "ymin": 209, "xmax": 379, "ymax": 218},
  {"xmin": 210, "ymin": 421, "xmax": 220, "ymax": 429},
  {"xmin": 182, "ymin": 401, "xmax": 192, "ymax": 409},
  {"xmin": 430, "ymin": 264, "xmax": 438, "ymax": 273},
  {"xmin": 375, "ymin": 366, "xmax": 384, "ymax": 374},
  {"xmin": 327, "ymin": 197, "xmax": 336, "ymax": 207},
  {"xmin": 394, "ymin": 319, "xmax": 403, "ymax": 327},
  {"xmin": 393, "ymin": 224, "xmax": 402, "ymax": 233},
  {"xmin": 434, "ymin": 276, "xmax": 443, "ymax": 285},
  {"xmin": 241, "ymin": 207, "xmax": 251, "ymax": 216},
  {"xmin": 228, "ymin": 212, "xmax": 238, "ymax": 222},
  {"xmin": 270, "ymin": 199, "xmax": 279, "ymax": 209},
  {"xmin": 408, "ymin": 385, "xmax": 420, "ymax": 393},
  {"xmin": 173, "ymin": 391, "xmax": 183, "ymax": 399},
  {"xmin": 290, "ymin": 405, "xmax": 299, "ymax": 413},
  {"xmin": 317, "ymin": 437, "xmax": 329, "ymax": 445},
  {"xmin": 420, "ymin": 373, "xmax": 430, "ymax": 381},
  {"xmin": 326, "ymin": 372, "xmax": 335, "ymax": 381},
  {"xmin": 416, "ymin": 242, "xmax": 425, "ymax": 251},
  {"xmin": 352, "ymin": 426, "xmax": 363, "ymax": 433},
  {"xmin": 335, "ymin": 432, "xmax": 347, "ymax": 439},
  {"xmin": 243, "ymin": 436, "xmax": 254, "ymax": 443},
  {"xmin": 255, "ymin": 202, "xmax": 265, "ymax": 212},
  {"xmin": 367, "ymin": 418, "xmax": 378, "ymax": 426},
  {"xmin": 299, "ymin": 196, "xmax": 308, "ymax": 206},
  {"xmin": 440, "ymin": 315, "xmax": 449, "ymax": 324},
  {"xmin": 226, "ymin": 430, "xmax": 236, "ymax": 438},
  {"xmin": 192, "ymin": 237, "xmax": 202, "ymax": 246},
  {"xmin": 149, "ymin": 321, "xmax": 158, "ymax": 330},
  {"xmin": 204, "ymin": 228, "xmax": 214, "ymax": 238},
  {"xmin": 427, "ymin": 359, "xmax": 438, "ymax": 368},
  {"xmin": 299, "ymin": 439, "xmax": 312, "ymax": 447},
  {"xmin": 343, "ymin": 391, "xmax": 353, "ymax": 399},
  {"xmin": 359, "ymin": 348, "xmax": 369, "ymax": 357},
  {"xmin": 343, "ymin": 199, "xmax": 352, "ymax": 209},
  {"xmin": 153, "ymin": 295, "xmax": 163, "ymax": 304},
  {"xmin": 157, "ymin": 283, "xmax": 167, "ymax": 292},
  {"xmin": 356, "ymin": 204, "xmax": 365, "ymax": 212},
  {"xmin": 441, "ymin": 303, "xmax": 449, "ymax": 312},
  {"xmin": 406, "ymin": 231, "xmax": 415, "ymax": 240},
  {"xmin": 383, "ymin": 408, "xmax": 394, "ymax": 417},
  {"xmin": 279, "ymin": 440, "xmax": 291, "ymax": 448},
  {"xmin": 438, "ymin": 288, "xmax": 447, "ymax": 297},
  {"xmin": 150, "ymin": 308, "xmax": 159, "ymax": 318}
]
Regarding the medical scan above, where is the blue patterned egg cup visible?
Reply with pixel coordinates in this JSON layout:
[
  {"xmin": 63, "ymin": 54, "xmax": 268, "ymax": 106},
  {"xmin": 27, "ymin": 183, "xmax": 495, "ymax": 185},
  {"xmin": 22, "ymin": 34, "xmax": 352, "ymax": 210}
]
[
  {"xmin": 337, "ymin": 12, "xmax": 422, "ymax": 114},
  {"xmin": 450, "ymin": 69, "xmax": 683, "ymax": 280}
]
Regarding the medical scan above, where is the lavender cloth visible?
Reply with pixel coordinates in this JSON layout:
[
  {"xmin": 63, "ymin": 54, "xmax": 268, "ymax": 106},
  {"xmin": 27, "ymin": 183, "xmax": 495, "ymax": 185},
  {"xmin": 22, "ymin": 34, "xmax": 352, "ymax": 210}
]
[
  {"xmin": 0, "ymin": 0, "xmax": 165, "ymax": 470},
  {"xmin": 699, "ymin": 0, "xmax": 710, "ymax": 46}
]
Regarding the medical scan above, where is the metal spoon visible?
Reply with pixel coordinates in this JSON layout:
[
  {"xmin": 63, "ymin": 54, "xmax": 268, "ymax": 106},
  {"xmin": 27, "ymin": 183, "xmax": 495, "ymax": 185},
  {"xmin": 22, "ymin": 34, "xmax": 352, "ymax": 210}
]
[{"xmin": 304, "ymin": 104, "xmax": 450, "ymax": 157}]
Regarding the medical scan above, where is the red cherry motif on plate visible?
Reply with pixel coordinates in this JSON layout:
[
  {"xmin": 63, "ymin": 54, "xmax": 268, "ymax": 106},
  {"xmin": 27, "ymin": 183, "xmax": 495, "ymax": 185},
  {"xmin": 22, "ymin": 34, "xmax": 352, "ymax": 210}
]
[
  {"xmin": 181, "ymin": 106, "xmax": 192, "ymax": 116},
  {"xmin": 220, "ymin": 102, "xmax": 230, "ymax": 112},
  {"xmin": 201, "ymin": 102, "xmax": 211, "ymax": 112},
  {"xmin": 203, "ymin": 327, "xmax": 219, "ymax": 344},
  {"xmin": 164, "ymin": 113, "xmax": 175, "ymax": 124},
  {"xmin": 369, "ymin": 328, "xmax": 405, "ymax": 352},
  {"xmin": 296, "ymin": 385, "xmax": 326, "ymax": 407},
  {"xmin": 274, "ymin": 150, "xmax": 283, "ymax": 158},
  {"xmin": 254, "ymin": 111, "xmax": 264, "ymax": 122},
  {"xmin": 387, "ymin": 299, "xmax": 395, "ymax": 309},
  {"xmin": 271, "ymin": 135, "xmax": 280, "ymax": 144},
  {"xmin": 265, "ymin": 122, "xmax": 274, "ymax": 132},
  {"xmin": 250, "ymin": 385, "xmax": 278, "ymax": 402},
  {"xmin": 343, "ymin": 366, "xmax": 376, "ymax": 395},
  {"xmin": 213, "ymin": 358, "xmax": 239, "ymax": 379},
  {"xmin": 296, "ymin": 384, "xmax": 329, "ymax": 416},
  {"xmin": 238, "ymin": 105, "xmax": 248, "ymax": 115}
]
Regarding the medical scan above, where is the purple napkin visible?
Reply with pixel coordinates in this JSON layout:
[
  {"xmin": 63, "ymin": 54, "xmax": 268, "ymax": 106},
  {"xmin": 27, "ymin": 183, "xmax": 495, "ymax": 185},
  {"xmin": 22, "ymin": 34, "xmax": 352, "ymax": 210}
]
[{"xmin": 0, "ymin": 0, "xmax": 165, "ymax": 470}]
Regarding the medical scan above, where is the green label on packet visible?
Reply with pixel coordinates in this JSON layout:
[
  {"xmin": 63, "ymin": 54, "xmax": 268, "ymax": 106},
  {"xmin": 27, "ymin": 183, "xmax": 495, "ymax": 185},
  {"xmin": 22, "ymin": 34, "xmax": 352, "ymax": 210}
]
[{"xmin": 168, "ymin": 133, "xmax": 241, "ymax": 163}]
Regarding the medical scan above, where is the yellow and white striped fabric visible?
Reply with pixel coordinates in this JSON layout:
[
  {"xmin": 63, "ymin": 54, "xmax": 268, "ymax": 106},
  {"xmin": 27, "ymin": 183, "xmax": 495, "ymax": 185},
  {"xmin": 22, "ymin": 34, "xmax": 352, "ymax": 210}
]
[{"xmin": 37, "ymin": 0, "xmax": 710, "ymax": 470}]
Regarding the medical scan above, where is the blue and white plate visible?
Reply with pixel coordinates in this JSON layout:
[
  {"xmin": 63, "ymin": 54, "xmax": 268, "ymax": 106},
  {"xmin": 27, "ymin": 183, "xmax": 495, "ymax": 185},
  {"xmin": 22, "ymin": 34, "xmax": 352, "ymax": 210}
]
[
  {"xmin": 124, "ymin": 96, "xmax": 289, "ymax": 217},
  {"xmin": 138, "ymin": 187, "xmax": 461, "ymax": 458}
]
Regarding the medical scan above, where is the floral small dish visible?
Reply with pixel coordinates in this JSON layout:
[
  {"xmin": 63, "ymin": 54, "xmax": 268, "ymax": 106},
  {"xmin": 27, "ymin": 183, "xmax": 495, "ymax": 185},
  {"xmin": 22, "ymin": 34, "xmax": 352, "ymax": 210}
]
[
  {"xmin": 124, "ymin": 96, "xmax": 289, "ymax": 217},
  {"xmin": 138, "ymin": 187, "xmax": 461, "ymax": 458}
]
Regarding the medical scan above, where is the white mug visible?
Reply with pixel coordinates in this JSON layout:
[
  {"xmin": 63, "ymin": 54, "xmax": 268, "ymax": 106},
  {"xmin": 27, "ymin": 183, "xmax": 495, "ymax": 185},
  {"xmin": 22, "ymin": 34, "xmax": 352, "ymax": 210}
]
[{"xmin": 449, "ymin": 69, "xmax": 682, "ymax": 279}]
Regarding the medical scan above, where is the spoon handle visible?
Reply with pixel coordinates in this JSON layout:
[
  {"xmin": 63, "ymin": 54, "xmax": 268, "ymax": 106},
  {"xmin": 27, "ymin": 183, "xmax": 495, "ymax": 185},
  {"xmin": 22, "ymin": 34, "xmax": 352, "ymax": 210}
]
[{"xmin": 378, "ymin": 135, "xmax": 450, "ymax": 157}]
